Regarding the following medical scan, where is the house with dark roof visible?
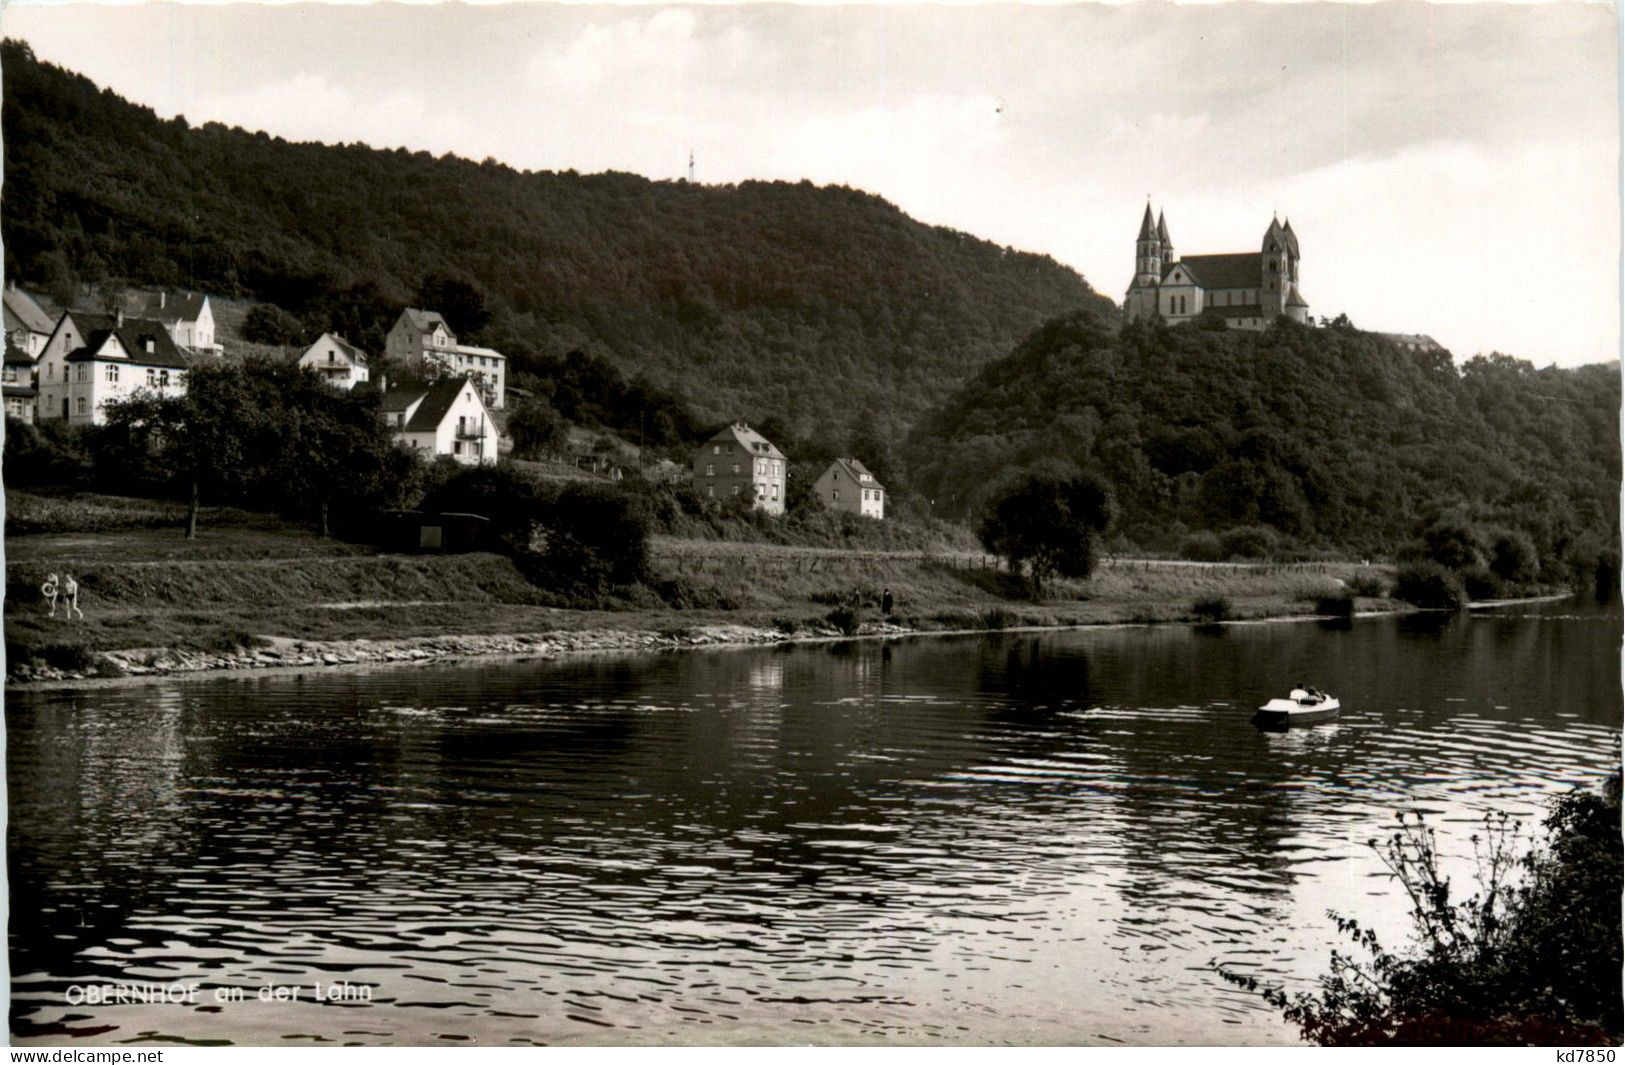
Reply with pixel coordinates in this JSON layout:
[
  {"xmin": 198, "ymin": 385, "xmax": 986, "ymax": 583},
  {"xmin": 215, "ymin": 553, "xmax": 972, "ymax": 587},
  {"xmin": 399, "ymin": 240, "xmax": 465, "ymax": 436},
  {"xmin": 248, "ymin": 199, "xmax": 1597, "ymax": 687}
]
[
  {"xmin": 691, "ymin": 423, "xmax": 788, "ymax": 515},
  {"xmin": 1123, "ymin": 204, "xmax": 1310, "ymax": 330},
  {"xmin": 4, "ymin": 339, "xmax": 39, "ymax": 423},
  {"xmin": 1376, "ymin": 332, "xmax": 1444, "ymax": 354},
  {"xmin": 139, "ymin": 290, "xmax": 219, "ymax": 355},
  {"xmin": 36, "ymin": 309, "xmax": 190, "ymax": 425},
  {"xmin": 4, "ymin": 283, "xmax": 57, "ymax": 359},
  {"xmin": 381, "ymin": 376, "xmax": 498, "ymax": 465},
  {"xmin": 298, "ymin": 332, "xmax": 371, "ymax": 390},
  {"xmin": 384, "ymin": 307, "xmax": 506, "ymax": 410},
  {"xmin": 812, "ymin": 457, "xmax": 886, "ymax": 520}
]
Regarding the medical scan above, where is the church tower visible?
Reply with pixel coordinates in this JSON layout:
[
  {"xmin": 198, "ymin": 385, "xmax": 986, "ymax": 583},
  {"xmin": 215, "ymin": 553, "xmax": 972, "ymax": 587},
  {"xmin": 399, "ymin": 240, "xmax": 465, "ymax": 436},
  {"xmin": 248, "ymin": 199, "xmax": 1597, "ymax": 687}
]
[
  {"xmin": 1124, "ymin": 202, "xmax": 1164, "ymax": 321},
  {"xmin": 1260, "ymin": 216, "xmax": 1293, "ymax": 317}
]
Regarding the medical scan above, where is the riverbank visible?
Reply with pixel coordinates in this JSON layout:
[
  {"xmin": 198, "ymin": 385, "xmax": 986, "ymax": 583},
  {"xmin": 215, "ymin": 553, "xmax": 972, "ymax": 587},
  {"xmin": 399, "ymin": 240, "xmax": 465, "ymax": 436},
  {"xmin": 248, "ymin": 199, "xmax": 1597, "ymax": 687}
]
[{"xmin": 6, "ymin": 502, "xmax": 1404, "ymax": 687}]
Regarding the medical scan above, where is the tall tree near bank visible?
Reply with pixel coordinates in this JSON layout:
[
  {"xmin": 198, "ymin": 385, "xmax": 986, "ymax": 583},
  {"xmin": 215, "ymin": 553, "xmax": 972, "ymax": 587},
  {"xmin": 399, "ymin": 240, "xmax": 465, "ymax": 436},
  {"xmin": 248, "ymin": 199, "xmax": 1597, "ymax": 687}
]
[{"xmin": 978, "ymin": 472, "xmax": 1115, "ymax": 595}]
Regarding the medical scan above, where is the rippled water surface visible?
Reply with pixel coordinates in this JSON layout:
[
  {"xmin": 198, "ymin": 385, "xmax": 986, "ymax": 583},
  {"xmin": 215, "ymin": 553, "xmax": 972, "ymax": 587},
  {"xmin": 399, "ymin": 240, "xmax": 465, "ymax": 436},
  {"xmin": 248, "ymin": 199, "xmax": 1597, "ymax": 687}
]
[{"xmin": 9, "ymin": 600, "xmax": 1620, "ymax": 1045}]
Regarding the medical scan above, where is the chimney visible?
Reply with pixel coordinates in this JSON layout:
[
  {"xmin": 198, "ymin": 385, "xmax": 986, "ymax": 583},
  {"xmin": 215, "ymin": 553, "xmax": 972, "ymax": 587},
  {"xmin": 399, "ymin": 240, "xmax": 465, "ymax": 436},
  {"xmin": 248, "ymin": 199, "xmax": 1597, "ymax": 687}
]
[
  {"xmin": 159, "ymin": 291, "xmax": 166, "ymax": 309},
  {"xmin": 115, "ymin": 308, "xmax": 124, "ymax": 328}
]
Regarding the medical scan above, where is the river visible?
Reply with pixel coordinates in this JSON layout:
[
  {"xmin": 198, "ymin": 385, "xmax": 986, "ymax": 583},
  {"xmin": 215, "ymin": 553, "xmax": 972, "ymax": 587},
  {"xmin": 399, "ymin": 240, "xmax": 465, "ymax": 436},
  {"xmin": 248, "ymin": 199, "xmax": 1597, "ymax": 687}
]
[{"xmin": 8, "ymin": 599, "xmax": 1619, "ymax": 1045}]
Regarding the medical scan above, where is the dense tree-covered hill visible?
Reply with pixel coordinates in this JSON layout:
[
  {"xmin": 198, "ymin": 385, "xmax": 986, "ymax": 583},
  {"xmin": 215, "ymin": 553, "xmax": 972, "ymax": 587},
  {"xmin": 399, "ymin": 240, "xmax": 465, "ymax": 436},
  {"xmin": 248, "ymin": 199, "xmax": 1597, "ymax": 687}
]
[
  {"xmin": 906, "ymin": 312, "xmax": 1620, "ymax": 563},
  {"xmin": 0, "ymin": 41, "xmax": 1112, "ymax": 441}
]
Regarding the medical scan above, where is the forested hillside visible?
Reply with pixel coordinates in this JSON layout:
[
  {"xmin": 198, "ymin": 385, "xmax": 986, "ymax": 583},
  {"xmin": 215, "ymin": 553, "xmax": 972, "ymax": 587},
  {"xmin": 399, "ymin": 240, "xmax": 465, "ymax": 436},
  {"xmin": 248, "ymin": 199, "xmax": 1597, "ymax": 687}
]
[
  {"xmin": 0, "ymin": 41, "xmax": 1111, "ymax": 440},
  {"xmin": 906, "ymin": 313, "xmax": 1620, "ymax": 562}
]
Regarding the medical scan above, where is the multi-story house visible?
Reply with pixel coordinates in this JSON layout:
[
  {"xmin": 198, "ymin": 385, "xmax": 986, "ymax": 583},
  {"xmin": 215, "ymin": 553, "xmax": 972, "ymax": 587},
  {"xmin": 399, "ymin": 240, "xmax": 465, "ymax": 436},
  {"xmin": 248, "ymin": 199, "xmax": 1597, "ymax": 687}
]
[
  {"xmin": 384, "ymin": 307, "xmax": 506, "ymax": 410},
  {"xmin": 4, "ymin": 341, "xmax": 38, "ymax": 423},
  {"xmin": 4, "ymin": 283, "xmax": 56, "ymax": 359},
  {"xmin": 813, "ymin": 457, "xmax": 886, "ymax": 520},
  {"xmin": 139, "ymin": 290, "xmax": 220, "ymax": 355},
  {"xmin": 298, "ymin": 333, "xmax": 371, "ymax": 390},
  {"xmin": 36, "ymin": 310, "xmax": 189, "ymax": 425},
  {"xmin": 380, "ymin": 376, "xmax": 499, "ymax": 466},
  {"xmin": 691, "ymin": 422, "xmax": 788, "ymax": 515}
]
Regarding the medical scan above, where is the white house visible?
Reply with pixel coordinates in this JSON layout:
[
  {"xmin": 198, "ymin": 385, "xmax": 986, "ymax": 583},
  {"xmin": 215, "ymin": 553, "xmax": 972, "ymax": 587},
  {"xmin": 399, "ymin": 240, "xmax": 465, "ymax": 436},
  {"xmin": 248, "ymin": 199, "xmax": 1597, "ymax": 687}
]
[
  {"xmin": 4, "ymin": 283, "xmax": 56, "ymax": 359},
  {"xmin": 380, "ymin": 376, "xmax": 498, "ymax": 465},
  {"xmin": 813, "ymin": 457, "xmax": 886, "ymax": 520},
  {"xmin": 139, "ymin": 291, "xmax": 220, "ymax": 355},
  {"xmin": 36, "ymin": 310, "xmax": 189, "ymax": 425},
  {"xmin": 384, "ymin": 307, "xmax": 506, "ymax": 409},
  {"xmin": 298, "ymin": 333, "xmax": 370, "ymax": 390},
  {"xmin": 4, "ymin": 340, "xmax": 38, "ymax": 423}
]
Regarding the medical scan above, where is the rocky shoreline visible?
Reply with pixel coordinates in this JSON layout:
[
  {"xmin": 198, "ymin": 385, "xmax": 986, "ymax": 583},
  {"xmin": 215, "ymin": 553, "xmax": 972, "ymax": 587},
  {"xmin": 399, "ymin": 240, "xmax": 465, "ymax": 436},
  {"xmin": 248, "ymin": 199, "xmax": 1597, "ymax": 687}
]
[{"xmin": 7, "ymin": 621, "xmax": 923, "ymax": 688}]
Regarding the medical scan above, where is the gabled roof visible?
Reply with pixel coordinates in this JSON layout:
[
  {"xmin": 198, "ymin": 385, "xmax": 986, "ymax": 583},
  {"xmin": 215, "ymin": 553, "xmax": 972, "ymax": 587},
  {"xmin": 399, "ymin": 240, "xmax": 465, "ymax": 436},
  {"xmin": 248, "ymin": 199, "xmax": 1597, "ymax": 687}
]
[
  {"xmin": 1286, "ymin": 284, "xmax": 1309, "ymax": 308},
  {"xmin": 704, "ymin": 422, "xmax": 785, "ymax": 460},
  {"xmin": 138, "ymin": 290, "xmax": 208, "ymax": 324},
  {"xmin": 4, "ymin": 286, "xmax": 55, "ymax": 335},
  {"xmin": 827, "ymin": 456, "xmax": 885, "ymax": 492},
  {"xmin": 305, "ymin": 332, "xmax": 368, "ymax": 365},
  {"xmin": 396, "ymin": 376, "xmax": 488, "ymax": 433},
  {"xmin": 1137, "ymin": 203, "xmax": 1157, "ymax": 241},
  {"xmin": 399, "ymin": 307, "xmax": 453, "ymax": 337},
  {"xmin": 1281, "ymin": 218, "xmax": 1300, "ymax": 257},
  {"xmin": 1167, "ymin": 253, "xmax": 1263, "ymax": 290},
  {"xmin": 451, "ymin": 343, "xmax": 504, "ymax": 359},
  {"xmin": 5, "ymin": 338, "xmax": 34, "ymax": 366},
  {"xmin": 380, "ymin": 389, "xmax": 423, "ymax": 414},
  {"xmin": 61, "ymin": 311, "xmax": 190, "ymax": 369}
]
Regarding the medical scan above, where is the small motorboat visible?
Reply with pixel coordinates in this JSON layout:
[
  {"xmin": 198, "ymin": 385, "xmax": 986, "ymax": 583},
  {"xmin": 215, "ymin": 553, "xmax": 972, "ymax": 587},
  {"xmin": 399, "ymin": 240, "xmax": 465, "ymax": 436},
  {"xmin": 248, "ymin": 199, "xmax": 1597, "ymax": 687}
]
[{"xmin": 1253, "ymin": 687, "xmax": 1341, "ymax": 728}]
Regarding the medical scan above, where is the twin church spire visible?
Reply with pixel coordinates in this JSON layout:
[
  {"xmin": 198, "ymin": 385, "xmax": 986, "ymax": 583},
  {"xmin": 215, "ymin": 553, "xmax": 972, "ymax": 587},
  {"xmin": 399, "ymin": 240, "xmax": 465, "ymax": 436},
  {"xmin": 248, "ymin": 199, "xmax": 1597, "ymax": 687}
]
[{"xmin": 1125, "ymin": 201, "xmax": 1309, "ymax": 329}]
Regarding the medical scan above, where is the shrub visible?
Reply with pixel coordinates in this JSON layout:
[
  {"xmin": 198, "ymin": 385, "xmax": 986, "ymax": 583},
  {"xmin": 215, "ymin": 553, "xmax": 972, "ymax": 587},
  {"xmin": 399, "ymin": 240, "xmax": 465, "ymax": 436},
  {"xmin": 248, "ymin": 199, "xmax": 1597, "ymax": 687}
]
[
  {"xmin": 1223, "ymin": 776, "xmax": 1622, "ymax": 1045},
  {"xmin": 1220, "ymin": 524, "xmax": 1280, "ymax": 560},
  {"xmin": 825, "ymin": 604, "xmax": 863, "ymax": 636},
  {"xmin": 981, "ymin": 607, "xmax": 1015, "ymax": 630},
  {"xmin": 1315, "ymin": 591, "xmax": 1356, "ymax": 617},
  {"xmin": 1461, "ymin": 567, "xmax": 1502, "ymax": 602},
  {"xmin": 1178, "ymin": 530, "xmax": 1225, "ymax": 562},
  {"xmin": 1488, "ymin": 529, "xmax": 1539, "ymax": 586},
  {"xmin": 1394, "ymin": 562, "xmax": 1466, "ymax": 610},
  {"xmin": 1347, "ymin": 571, "xmax": 1389, "ymax": 598},
  {"xmin": 1192, "ymin": 595, "xmax": 1232, "ymax": 623}
]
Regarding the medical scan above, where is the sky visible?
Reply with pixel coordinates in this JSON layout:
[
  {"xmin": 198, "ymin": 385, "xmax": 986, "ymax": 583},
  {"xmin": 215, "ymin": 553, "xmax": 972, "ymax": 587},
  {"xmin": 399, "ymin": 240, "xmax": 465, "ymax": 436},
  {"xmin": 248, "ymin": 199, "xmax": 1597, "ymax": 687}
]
[{"xmin": 4, "ymin": 1, "xmax": 1619, "ymax": 367}]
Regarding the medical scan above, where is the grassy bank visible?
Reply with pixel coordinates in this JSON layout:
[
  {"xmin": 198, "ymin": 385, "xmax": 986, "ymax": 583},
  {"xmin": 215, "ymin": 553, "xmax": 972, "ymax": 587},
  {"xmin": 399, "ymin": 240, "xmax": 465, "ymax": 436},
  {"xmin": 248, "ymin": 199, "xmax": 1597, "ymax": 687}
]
[{"xmin": 5, "ymin": 492, "xmax": 1401, "ymax": 680}]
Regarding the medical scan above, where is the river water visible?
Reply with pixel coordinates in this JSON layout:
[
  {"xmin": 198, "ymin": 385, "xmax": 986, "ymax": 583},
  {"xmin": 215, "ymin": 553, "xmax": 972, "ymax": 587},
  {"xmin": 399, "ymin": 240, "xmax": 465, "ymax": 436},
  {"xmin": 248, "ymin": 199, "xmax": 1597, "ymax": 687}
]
[{"xmin": 8, "ymin": 600, "xmax": 1620, "ymax": 1045}]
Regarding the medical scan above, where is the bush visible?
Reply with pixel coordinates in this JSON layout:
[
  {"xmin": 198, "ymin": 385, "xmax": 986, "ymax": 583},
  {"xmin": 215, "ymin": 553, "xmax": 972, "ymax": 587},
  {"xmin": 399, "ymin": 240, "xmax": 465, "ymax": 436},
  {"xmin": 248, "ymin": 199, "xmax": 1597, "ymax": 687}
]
[
  {"xmin": 1394, "ymin": 562, "xmax": 1466, "ymax": 610},
  {"xmin": 1461, "ymin": 567, "xmax": 1502, "ymax": 602},
  {"xmin": 1347, "ymin": 571, "xmax": 1389, "ymax": 598},
  {"xmin": 1178, "ymin": 530, "xmax": 1225, "ymax": 562},
  {"xmin": 1315, "ymin": 591, "xmax": 1356, "ymax": 617},
  {"xmin": 1223, "ymin": 776, "xmax": 1622, "ymax": 1045},
  {"xmin": 1192, "ymin": 595, "xmax": 1232, "ymax": 623},
  {"xmin": 241, "ymin": 302, "xmax": 306, "ymax": 345},
  {"xmin": 1220, "ymin": 524, "xmax": 1280, "ymax": 560},
  {"xmin": 981, "ymin": 607, "xmax": 1015, "ymax": 630},
  {"xmin": 1488, "ymin": 529, "xmax": 1539, "ymax": 586}
]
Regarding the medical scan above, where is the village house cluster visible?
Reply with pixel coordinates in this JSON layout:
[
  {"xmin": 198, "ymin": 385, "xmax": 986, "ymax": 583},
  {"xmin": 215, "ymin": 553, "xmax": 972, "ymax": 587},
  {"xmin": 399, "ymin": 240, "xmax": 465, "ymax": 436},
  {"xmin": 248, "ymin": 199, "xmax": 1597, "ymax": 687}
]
[{"xmin": 2, "ymin": 284, "xmax": 888, "ymax": 520}]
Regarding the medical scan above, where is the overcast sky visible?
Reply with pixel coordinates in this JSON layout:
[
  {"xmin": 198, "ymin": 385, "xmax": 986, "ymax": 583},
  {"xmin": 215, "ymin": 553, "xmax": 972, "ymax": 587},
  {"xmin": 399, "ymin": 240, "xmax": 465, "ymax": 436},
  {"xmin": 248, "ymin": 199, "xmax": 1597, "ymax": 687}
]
[{"xmin": 5, "ymin": 2, "xmax": 1619, "ymax": 367}]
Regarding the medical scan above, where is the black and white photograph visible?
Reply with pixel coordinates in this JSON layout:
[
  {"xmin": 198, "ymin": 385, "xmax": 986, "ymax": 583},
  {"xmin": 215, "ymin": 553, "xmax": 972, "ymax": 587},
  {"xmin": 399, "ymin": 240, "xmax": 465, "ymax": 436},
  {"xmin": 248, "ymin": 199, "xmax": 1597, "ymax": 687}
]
[{"xmin": 1, "ymin": 0, "xmax": 1620, "ymax": 1050}]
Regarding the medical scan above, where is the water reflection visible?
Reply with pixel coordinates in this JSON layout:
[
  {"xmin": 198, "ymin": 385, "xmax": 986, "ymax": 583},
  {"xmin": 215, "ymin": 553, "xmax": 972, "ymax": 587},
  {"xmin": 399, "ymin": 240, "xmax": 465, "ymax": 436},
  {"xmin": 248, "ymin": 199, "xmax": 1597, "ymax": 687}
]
[{"xmin": 9, "ymin": 599, "xmax": 1620, "ymax": 1045}]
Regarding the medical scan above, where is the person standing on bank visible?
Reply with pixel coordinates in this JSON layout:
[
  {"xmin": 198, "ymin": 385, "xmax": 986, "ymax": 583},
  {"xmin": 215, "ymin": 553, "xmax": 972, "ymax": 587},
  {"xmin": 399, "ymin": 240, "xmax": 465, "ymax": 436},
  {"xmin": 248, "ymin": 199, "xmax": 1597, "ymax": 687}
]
[{"xmin": 881, "ymin": 588, "xmax": 894, "ymax": 617}]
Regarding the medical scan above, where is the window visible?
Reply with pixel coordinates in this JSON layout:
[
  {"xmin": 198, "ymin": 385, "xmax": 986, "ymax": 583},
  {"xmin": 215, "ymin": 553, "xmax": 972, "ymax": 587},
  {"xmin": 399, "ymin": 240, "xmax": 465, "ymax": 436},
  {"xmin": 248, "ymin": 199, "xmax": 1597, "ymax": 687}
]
[
  {"xmin": 75, "ymin": 396, "xmax": 87, "ymax": 414},
  {"xmin": 454, "ymin": 441, "xmax": 464, "ymax": 455},
  {"xmin": 732, "ymin": 485, "xmax": 740, "ymax": 496},
  {"xmin": 732, "ymin": 463, "xmax": 741, "ymax": 475},
  {"xmin": 833, "ymin": 489, "xmax": 840, "ymax": 501},
  {"xmin": 105, "ymin": 365, "xmax": 119, "ymax": 383},
  {"xmin": 706, "ymin": 463, "xmax": 714, "ymax": 476},
  {"xmin": 706, "ymin": 486, "xmax": 714, "ymax": 499},
  {"xmin": 329, "ymin": 351, "xmax": 336, "ymax": 364},
  {"xmin": 46, "ymin": 364, "xmax": 53, "ymax": 380},
  {"xmin": 713, "ymin": 445, "xmax": 720, "ymax": 455},
  {"xmin": 160, "ymin": 371, "xmax": 170, "ymax": 387},
  {"xmin": 147, "ymin": 369, "xmax": 156, "ymax": 386},
  {"xmin": 756, "ymin": 483, "xmax": 765, "ymax": 497},
  {"xmin": 771, "ymin": 485, "xmax": 778, "ymax": 500}
]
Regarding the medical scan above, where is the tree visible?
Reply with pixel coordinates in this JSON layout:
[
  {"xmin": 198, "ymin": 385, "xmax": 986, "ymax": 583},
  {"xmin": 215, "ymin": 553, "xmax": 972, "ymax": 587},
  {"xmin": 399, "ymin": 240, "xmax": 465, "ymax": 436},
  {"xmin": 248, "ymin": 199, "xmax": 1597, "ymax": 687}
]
[
  {"xmin": 242, "ymin": 302, "xmax": 306, "ymax": 346},
  {"xmin": 978, "ymin": 472, "xmax": 1115, "ymax": 595},
  {"xmin": 99, "ymin": 363, "xmax": 277, "ymax": 538},
  {"xmin": 507, "ymin": 396, "xmax": 569, "ymax": 459},
  {"xmin": 414, "ymin": 272, "xmax": 490, "ymax": 340},
  {"xmin": 271, "ymin": 365, "xmax": 406, "ymax": 536}
]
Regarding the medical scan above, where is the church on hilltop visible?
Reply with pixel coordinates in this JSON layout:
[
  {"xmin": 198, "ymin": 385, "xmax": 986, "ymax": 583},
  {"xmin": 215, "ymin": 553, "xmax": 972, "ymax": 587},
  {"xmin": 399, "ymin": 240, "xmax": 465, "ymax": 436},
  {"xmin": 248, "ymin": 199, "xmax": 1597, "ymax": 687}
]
[{"xmin": 1123, "ymin": 204, "xmax": 1310, "ymax": 330}]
